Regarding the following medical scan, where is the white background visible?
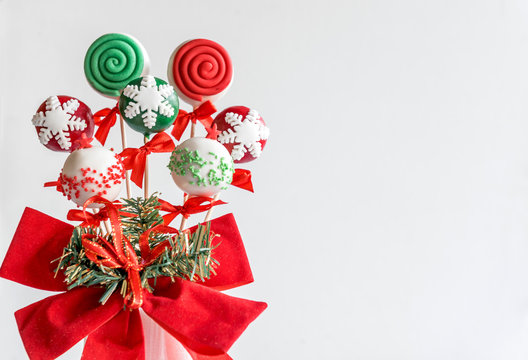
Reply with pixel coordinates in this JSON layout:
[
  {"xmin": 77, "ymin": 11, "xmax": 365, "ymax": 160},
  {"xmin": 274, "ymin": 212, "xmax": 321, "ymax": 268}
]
[{"xmin": 2, "ymin": 0, "xmax": 528, "ymax": 359}]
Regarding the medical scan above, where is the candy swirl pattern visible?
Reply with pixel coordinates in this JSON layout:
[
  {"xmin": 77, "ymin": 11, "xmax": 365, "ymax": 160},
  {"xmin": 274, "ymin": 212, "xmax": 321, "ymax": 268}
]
[
  {"xmin": 84, "ymin": 33, "xmax": 148, "ymax": 98},
  {"xmin": 169, "ymin": 39, "xmax": 233, "ymax": 104}
]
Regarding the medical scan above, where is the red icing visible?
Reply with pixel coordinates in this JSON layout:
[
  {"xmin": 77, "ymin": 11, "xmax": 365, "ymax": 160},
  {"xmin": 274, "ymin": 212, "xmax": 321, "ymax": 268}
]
[
  {"xmin": 59, "ymin": 154, "xmax": 125, "ymax": 202},
  {"xmin": 213, "ymin": 106, "xmax": 268, "ymax": 164},
  {"xmin": 33, "ymin": 96, "xmax": 95, "ymax": 152},
  {"xmin": 170, "ymin": 39, "xmax": 233, "ymax": 102}
]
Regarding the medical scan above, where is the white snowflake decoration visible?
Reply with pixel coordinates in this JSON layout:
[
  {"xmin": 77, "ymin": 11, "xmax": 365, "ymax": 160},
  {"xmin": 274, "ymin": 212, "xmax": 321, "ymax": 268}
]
[
  {"xmin": 31, "ymin": 96, "xmax": 86, "ymax": 150},
  {"xmin": 122, "ymin": 75, "xmax": 176, "ymax": 129},
  {"xmin": 217, "ymin": 109, "xmax": 270, "ymax": 161}
]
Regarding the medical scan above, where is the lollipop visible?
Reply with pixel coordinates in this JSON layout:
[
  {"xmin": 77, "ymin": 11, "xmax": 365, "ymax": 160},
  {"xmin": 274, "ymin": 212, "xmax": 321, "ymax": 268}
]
[
  {"xmin": 58, "ymin": 146, "xmax": 125, "ymax": 208},
  {"xmin": 214, "ymin": 106, "xmax": 270, "ymax": 163},
  {"xmin": 168, "ymin": 39, "xmax": 233, "ymax": 107},
  {"xmin": 168, "ymin": 137, "xmax": 234, "ymax": 197},
  {"xmin": 118, "ymin": 75, "xmax": 179, "ymax": 136},
  {"xmin": 84, "ymin": 33, "xmax": 150, "ymax": 98},
  {"xmin": 31, "ymin": 96, "xmax": 95, "ymax": 152}
]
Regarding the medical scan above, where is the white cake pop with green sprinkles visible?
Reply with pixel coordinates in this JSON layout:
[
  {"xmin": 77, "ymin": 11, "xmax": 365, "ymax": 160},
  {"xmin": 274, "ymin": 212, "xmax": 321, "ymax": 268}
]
[{"xmin": 168, "ymin": 137, "xmax": 234, "ymax": 197}]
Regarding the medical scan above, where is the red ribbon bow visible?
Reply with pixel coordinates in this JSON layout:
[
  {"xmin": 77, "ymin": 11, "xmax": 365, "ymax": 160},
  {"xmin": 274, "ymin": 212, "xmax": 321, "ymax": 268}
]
[
  {"xmin": 158, "ymin": 196, "xmax": 227, "ymax": 225},
  {"xmin": 231, "ymin": 169, "xmax": 254, "ymax": 192},
  {"xmin": 171, "ymin": 101, "xmax": 216, "ymax": 140},
  {"xmin": 93, "ymin": 104, "xmax": 119, "ymax": 146},
  {"xmin": 67, "ymin": 209, "xmax": 108, "ymax": 227},
  {"xmin": 120, "ymin": 132, "xmax": 175, "ymax": 188},
  {"xmin": 0, "ymin": 202, "xmax": 264, "ymax": 360}
]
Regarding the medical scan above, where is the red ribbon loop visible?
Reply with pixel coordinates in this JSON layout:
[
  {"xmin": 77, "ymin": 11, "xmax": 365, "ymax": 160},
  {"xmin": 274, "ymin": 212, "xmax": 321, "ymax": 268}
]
[
  {"xmin": 231, "ymin": 169, "xmax": 254, "ymax": 192},
  {"xmin": 158, "ymin": 196, "xmax": 227, "ymax": 225},
  {"xmin": 119, "ymin": 132, "xmax": 175, "ymax": 188},
  {"xmin": 171, "ymin": 101, "xmax": 217, "ymax": 140},
  {"xmin": 94, "ymin": 104, "xmax": 119, "ymax": 145}
]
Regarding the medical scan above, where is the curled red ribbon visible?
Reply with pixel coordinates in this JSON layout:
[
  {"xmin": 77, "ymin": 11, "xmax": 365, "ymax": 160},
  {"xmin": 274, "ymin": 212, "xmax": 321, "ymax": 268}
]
[
  {"xmin": 93, "ymin": 104, "xmax": 119, "ymax": 145},
  {"xmin": 158, "ymin": 196, "xmax": 227, "ymax": 225},
  {"xmin": 79, "ymin": 197, "xmax": 177, "ymax": 309},
  {"xmin": 231, "ymin": 169, "xmax": 254, "ymax": 192},
  {"xmin": 119, "ymin": 132, "xmax": 175, "ymax": 188},
  {"xmin": 171, "ymin": 101, "xmax": 216, "ymax": 140}
]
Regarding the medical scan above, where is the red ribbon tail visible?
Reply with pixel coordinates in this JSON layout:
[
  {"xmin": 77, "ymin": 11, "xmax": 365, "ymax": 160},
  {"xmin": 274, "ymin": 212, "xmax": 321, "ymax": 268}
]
[
  {"xmin": 171, "ymin": 116, "xmax": 190, "ymax": 140},
  {"xmin": 94, "ymin": 107, "xmax": 118, "ymax": 146},
  {"xmin": 142, "ymin": 279, "xmax": 267, "ymax": 355},
  {"xmin": 14, "ymin": 288, "xmax": 122, "ymax": 360},
  {"xmin": 82, "ymin": 309, "xmax": 145, "ymax": 360},
  {"xmin": 231, "ymin": 169, "xmax": 254, "ymax": 192},
  {"xmin": 163, "ymin": 212, "xmax": 179, "ymax": 226}
]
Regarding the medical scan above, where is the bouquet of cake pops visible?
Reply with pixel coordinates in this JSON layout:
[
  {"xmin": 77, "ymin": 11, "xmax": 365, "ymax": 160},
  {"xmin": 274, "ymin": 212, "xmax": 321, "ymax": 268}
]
[{"xmin": 0, "ymin": 34, "xmax": 269, "ymax": 360}]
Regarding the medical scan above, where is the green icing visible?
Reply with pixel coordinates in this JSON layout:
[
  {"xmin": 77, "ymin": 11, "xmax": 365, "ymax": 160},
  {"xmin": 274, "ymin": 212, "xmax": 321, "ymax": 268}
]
[
  {"xmin": 168, "ymin": 147, "xmax": 234, "ymax": 189},
  {"xmin": 118, "ymin": 76, "xmax": 179, "ymax": 135},
  {"xmin": 84, "ymin": 33, "xmax": 145, "ymax": 97}
]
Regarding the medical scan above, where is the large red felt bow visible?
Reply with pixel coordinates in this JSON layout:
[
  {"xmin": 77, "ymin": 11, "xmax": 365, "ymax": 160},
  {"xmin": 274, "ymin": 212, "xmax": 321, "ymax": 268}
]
[
  {"xmin": 120, "ymin": 132, "xmax": 175, "ymax": 188},
  {"xmin": 93, "ymin": 104, "xmax": 119, "ymax": 145},
  {"xmin": 171, "ymin": 101, "xmax": 216, "ymax": 140},
  {"xmin": 0, "ymin": 206, "xmax": 262, "ymax": 360},
  {"xmin": 158, "ymin": 196, "xmax": 227, "ymax": 225},
  {"xmin": 231, "ymin": 169, "xmax": 254, "ymax": 192}
]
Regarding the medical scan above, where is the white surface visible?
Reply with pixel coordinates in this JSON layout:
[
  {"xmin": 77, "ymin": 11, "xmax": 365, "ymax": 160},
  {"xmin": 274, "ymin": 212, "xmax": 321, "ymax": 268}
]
[{"xmin": 2, "ymin": 0, "xmax": 528, "ymax": 359}]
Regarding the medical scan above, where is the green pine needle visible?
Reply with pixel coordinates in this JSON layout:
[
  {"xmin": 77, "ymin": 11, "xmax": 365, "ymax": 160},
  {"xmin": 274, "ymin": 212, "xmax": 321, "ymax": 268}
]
[{"xmin": 55, "ymin": 194, "xmax": 216, "ymax": 304}]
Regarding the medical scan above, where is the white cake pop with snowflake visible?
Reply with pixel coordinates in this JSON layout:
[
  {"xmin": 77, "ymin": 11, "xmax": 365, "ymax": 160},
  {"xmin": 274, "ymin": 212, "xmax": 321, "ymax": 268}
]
[
  {"xmin": 58, "ymin": 146, "xmax": 125, "ymax": 208},
  {"xmin": 212, "ymin": 106, "xmax": 269, "ymax": 163},
  {"xmin": 168, "ymin": 137, "xmax": 234, "ymax": 197}
]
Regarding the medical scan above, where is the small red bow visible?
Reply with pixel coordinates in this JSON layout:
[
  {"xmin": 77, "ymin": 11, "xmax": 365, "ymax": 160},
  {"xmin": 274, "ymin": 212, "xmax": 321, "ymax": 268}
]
[
  {"xmin": 94, "ymin": 104, "xmax": 119, "ymax": 145},
  {"xmin": 158, "ymin": 197, "xmax": 227, "ymax": 225},
  {"xmin": 67, "ymin": 209, "xmax": 108, "ymax": 227},
  {"xmin": 231, "ymin": 169, "xmax": 254, "ymax": 192},
  {"xmin": 66, "ymin": 200, "xmax": 133, "ymax": 227},
  {"xmin": 120, "ymin": 132, "xmax": 175, "ymax": 188},
  {"xmin": 171, "ymin": 101, "xmax": 216, "ymax": 140}
]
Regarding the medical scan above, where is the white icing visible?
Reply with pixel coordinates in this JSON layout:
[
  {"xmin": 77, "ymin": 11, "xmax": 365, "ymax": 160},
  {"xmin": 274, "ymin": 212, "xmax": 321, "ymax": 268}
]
[
  {"xmin": 61, "ymin": 147, "xmax": 124, "ymax": 208},
  {"xmin": 122, "ymin": 75, "xmax": 176, "ymax": 129},
  {"xmin": 170, "ymin": 137, "xmax": 234, "ymax": 197},
  {"xmin": 217, "ymin": 109, "xmax": 269, "ymax": 161},
  {"xmin": 31, "ymin": 96, "xmax": 86, "ymax": 150}
]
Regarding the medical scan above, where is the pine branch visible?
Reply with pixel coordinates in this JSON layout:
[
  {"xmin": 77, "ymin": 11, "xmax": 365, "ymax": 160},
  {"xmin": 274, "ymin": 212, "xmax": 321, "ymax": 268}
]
[{"xmin": 55, "ymin": 195, "xmax": 217, "ymax": 304}]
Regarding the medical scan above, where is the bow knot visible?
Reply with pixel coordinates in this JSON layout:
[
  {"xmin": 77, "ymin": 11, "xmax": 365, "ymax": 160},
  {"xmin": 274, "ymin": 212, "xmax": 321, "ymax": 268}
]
[
  {"xmin": 120, "ymin": 132, "xmax": 175, "ymax": 188},
  {"xmin": 158, "ymin": 196, "xmax": 227, "ymax": 225},
  {"xmin": 171, "ymin": 101, "xmax": 217, "ymax": 140}
]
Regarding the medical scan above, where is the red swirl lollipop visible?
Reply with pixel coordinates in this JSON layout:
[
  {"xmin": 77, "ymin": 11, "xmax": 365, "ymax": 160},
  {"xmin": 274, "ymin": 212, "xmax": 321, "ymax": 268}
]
[{"xmin": 168, "ymin": 39, "xmax": 233, "ymax": 107}]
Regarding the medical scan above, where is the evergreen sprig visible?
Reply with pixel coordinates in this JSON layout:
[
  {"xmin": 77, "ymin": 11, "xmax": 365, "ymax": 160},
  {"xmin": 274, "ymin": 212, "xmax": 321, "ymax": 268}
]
[{"xmin": 55, "ymin": 194, "xmax": 217, "ymax": 304}]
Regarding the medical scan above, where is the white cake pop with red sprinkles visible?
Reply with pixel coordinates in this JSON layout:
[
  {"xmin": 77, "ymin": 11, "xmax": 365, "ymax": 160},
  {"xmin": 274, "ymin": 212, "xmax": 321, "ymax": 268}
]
[
  {"xmin": 213, "ymin": 106, "xmax": 269, "ymax": 163},
  {"xmin": 59, "ymin": 146, "xmax": 125, "ymax": 207}
]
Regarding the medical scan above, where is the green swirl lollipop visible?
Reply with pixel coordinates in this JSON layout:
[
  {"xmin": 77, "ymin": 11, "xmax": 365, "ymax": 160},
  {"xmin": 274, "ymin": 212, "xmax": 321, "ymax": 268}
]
[{"xmin": 84, "ymin": 33, "xmax": 150, "ymax": 98}]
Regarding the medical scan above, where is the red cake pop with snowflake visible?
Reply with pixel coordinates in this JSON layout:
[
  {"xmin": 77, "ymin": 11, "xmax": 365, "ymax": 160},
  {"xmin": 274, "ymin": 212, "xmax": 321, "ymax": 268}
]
[
  {"xmin": 213, "ymin": 106, "xmax": 270, "ymax": 163},
  {"xmin": 31, "ymin": 96, "xmax": 95, "ymax": 152}
]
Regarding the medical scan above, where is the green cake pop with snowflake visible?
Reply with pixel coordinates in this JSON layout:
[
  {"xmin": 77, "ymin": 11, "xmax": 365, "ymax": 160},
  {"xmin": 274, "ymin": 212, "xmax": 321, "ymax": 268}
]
[{"xmin": 118, "ymin": 75, "xmax": 179, "ymax": 136}]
